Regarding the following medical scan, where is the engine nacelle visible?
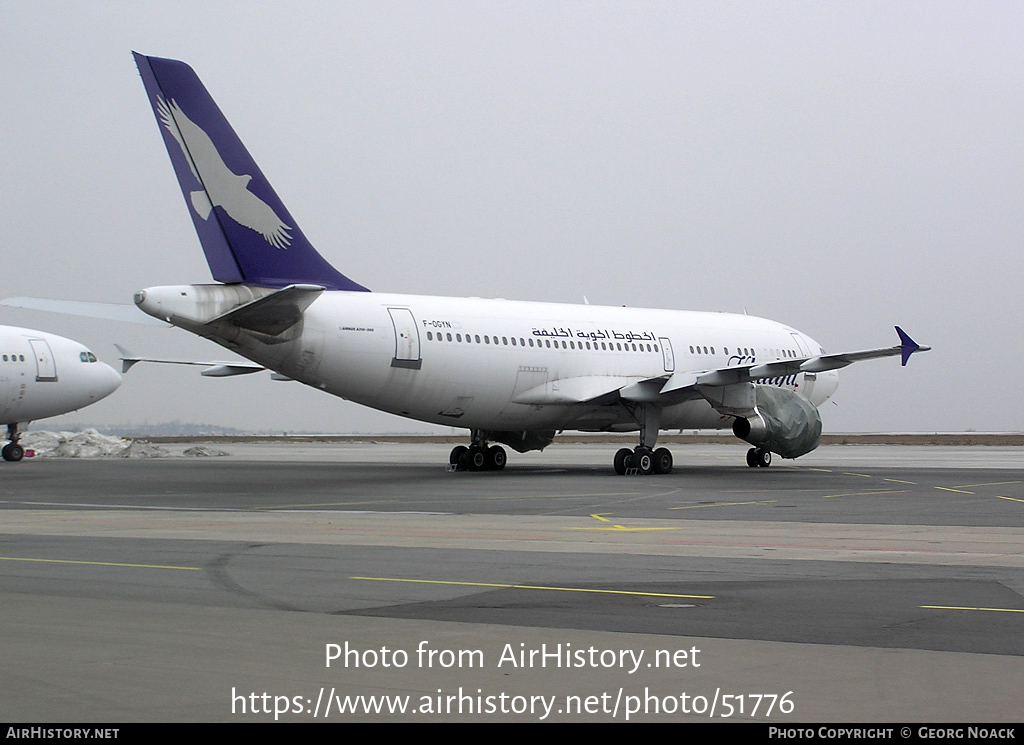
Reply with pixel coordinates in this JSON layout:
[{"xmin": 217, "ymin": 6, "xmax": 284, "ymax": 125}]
[{"xmin": 732, "ymin": 386, "xmax": 822, "ymax": 459}]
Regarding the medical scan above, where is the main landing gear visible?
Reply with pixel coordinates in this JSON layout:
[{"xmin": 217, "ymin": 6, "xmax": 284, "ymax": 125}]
[
  {"xmin": 612, "ymin": 402, "xmax": 673, "ymax": 475},
  {"xmin": 449, "ymin": 431, "xmax": 506, "ymax": 472},
  {"xmin": 613, "ymin": 446, "xmax": 673, "ymax": 475},
  {"xmin": 2, "ymin": 424, "xmax": 25, "ymax": 462},
  {"xmin": 746, "ymin": 447, "xmax": 772, "ymax": 468}
]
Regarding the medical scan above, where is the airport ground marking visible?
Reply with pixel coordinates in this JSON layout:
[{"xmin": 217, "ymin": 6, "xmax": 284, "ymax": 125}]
[
  {"xmin": 0, "ymin": 556, "xmax": 200, "ymax": 571},
  {"xmin": 0, "ymin": 500, "xmax": 239, "ymax": 511},
  {"xmin": 571, "ymin": 526, "xmax": 677, "ymax": 531},
  {"xmin": 952, "ymin": 480, "xmax": 1022, "ymax": 489},
  {"xmin": 821, "ymin": 489, "xmax": 908, "ymax": 499},
  {"xmin": 670, "ymin": 500, "xmax": 777, "ymax": 510},
  {"xmin": 884, "ymin": 478, "xmax": 917, "ymax": 485},
  {"xmin": 256, "ymin": 500, "xmax": 403, "ymax": 510},
  {"xmin": 996, "ymin": 496, "xmax": 1024, "ymax": 504},
  {"xmin": 921, "ymin": 605, "xmax": 1024, "ymax": 614},
  {"xmin": 351, "ymin": 576, "xmax": 713, "ymax": 599},
  {"xmin": 576, "ymin": 513, "xmax": 676, "ymax": 531},
  {"xmin": 934, "ymin": 487, "xmax": 975, "ymax": 494},
  {"xmin": 721, "ymin": 488, "xmax": 827, "ymax": 494},
  {"xmin": 843, "ymin": 472, "xmax": 872, "ymax": 478},
  {"xmin": 479, "ymin": 492, "xmax": 643, "ymax": 502}
]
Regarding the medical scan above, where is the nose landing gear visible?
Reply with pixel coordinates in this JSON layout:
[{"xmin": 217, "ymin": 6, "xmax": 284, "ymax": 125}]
[{"xmin": 2, "ymin": 424, "xmax": 24, "ymax": 462}]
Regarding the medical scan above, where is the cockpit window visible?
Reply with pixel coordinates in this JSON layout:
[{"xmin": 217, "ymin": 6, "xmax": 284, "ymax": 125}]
[{"xmin": 80, "ymin": 351, "xmax": 97, "ymax": 363}]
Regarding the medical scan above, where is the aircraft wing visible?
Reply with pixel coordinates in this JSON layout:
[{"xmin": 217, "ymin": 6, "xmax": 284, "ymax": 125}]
[
  {"xmin": 517, "ymin": 327, "xmax": 928, "ymax": 408},
  {"xmin": 1, "ymin": 297, "xmax": 170, "ymax": 326},
  {"xmin": 659, "ymin": 326, "xmax": 929, "ymax": 396},
  {"xmin": 512, "ymin": 375, "xmax": 645, "ymax": 405},
  {"xmin": 114, "ymin": 344, "xmax": 266, "ymax": 377}
]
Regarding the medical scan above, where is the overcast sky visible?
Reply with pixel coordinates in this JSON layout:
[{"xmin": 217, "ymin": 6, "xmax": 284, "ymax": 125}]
[{"xmin": 2, "ymin": 1, "xmax": 1021, "ymax": 434}]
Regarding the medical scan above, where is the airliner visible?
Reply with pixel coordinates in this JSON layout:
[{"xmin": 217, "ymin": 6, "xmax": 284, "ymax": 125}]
[
  {"xmin": 123, "ymin": 53, "xmax": 928, "ymax": 474},
  {"xmin": 0, "ymin": 326, "xmax": 121, "ymax": 461}
]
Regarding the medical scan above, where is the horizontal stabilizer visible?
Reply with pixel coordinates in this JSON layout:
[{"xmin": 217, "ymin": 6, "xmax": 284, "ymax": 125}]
[
  {"xmin": 208, "ymin": 284, "xmax": 323, "ymax": 335},
  {"xmin": 114, "ymin": 343, "xmax": 263, "ymax": 376},
  {"xmin": 1, "ymin": 297, "xmax": 170, "ymax": 326}
]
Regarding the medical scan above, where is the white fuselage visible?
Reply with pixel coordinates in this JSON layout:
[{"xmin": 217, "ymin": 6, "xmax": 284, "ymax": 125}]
[
  {"xmin": 137, "ymin": 287, "xmax": 839, "ymax": 437},
  {"xmin": 0, "ymin": 326, "xmax": 122, "ymax": 426}
]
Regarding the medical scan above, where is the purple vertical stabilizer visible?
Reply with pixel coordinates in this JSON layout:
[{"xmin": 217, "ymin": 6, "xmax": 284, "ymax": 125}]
[{"xmin": 133, "ymin": 53, "xmax": 369, "ymax": 292}]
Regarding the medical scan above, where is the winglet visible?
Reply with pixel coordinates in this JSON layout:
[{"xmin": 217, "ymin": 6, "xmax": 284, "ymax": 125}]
[{"xmin": 895, "ymin": 326, "xmax": 929, "ymax": 366}]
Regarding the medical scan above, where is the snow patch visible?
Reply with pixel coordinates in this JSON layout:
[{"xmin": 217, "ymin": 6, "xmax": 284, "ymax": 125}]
[{"xmin": 19, "ymin": 430, "xmax": 228, "ymax": 458}]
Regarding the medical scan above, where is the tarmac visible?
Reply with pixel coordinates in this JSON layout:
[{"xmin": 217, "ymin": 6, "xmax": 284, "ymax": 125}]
[{"xmin": 0, "ymin": 441, "xmax": 1021, "ymax": 721}]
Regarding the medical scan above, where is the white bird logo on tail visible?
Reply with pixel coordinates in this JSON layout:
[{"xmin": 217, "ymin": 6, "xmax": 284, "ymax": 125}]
[{"xmin": 156, "ymin": 96, "xmax": 292, "ymax": 249}]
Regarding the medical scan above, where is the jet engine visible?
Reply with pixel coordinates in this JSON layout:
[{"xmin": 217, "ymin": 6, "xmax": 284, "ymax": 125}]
[{"xmin": 732, "ymin": 386, "xmax": 822, "ymax": 459}]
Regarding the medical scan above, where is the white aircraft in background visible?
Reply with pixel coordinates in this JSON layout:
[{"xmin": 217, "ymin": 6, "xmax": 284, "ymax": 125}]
[
  {"xmin": 7, "ymin": 53, "xmax": 930, "ymax": 473},
  {"xmin": 0, "ymin": 326, "xmax": 121, "ymax": 461}
]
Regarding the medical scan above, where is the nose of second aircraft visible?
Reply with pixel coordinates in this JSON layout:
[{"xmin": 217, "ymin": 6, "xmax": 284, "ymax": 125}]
[{"xmin": 90, "ymin": 361, "xmax": 122, "ymax": 402}]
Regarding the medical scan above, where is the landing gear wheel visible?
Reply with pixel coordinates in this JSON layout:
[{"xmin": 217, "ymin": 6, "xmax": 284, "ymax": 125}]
[
  {"xmin": 652, "ymin": 447, "xmax": 673, "ymax": 475},
  {"xmin": 486, "ymin": 445, "xmax": 507, "ymax": 471},
  {"xmin": 613, "ymin": 448, "xmax": 632, "ymax": 475},
  {"xmin": 747, "ymin": 447, "xmax": 771, "ymax": 467},
  {"xmin": 463, "ymin": 446, "xmax": 487, "ymax": 472},
  {"xmin": 632, "ymin": 447, "xmax": 654, "ymax": 475},
  {"xmin": 450, "ymin": 445, "xmax": 468, "ymax": 470},
  {"xmin": 2, "ymin": 443, "xmax": 24, "ymax": 462}
]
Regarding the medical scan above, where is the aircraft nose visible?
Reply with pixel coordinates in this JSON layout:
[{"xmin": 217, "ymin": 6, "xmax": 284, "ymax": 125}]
[{"xmin": 92, "ymin": 362, "xmax": 122, "ymax": 401}]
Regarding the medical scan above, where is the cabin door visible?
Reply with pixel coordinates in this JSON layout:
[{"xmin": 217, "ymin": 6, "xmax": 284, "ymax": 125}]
[{"xmin": 388, "ymin": 308, "xmax": 422, "ymax": 369}]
